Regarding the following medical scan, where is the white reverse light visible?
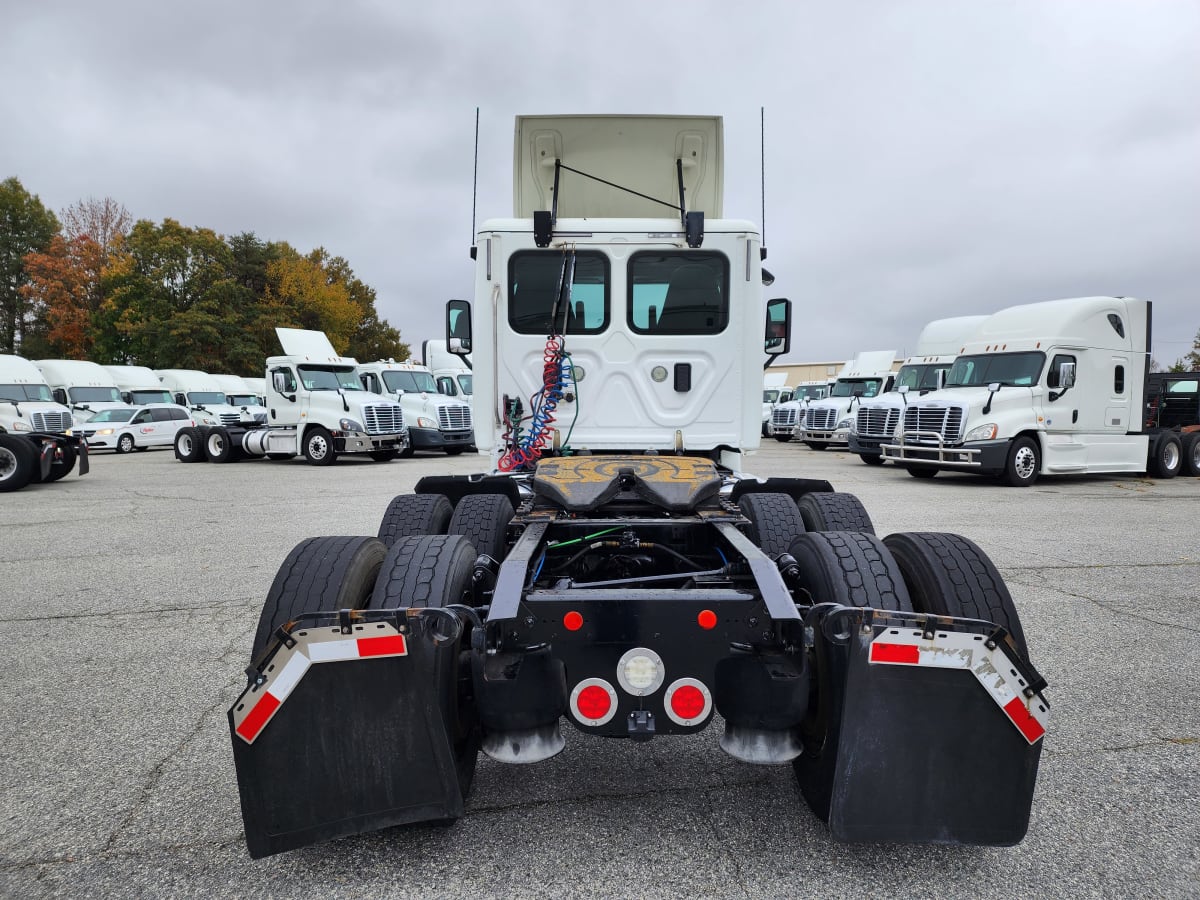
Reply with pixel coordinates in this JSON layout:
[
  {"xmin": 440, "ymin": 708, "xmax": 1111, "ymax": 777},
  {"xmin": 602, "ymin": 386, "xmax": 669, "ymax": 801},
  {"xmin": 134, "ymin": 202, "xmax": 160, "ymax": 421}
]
[{"xmin": 616, "ymin": 647, "xmax": 665, "ymax": 696}]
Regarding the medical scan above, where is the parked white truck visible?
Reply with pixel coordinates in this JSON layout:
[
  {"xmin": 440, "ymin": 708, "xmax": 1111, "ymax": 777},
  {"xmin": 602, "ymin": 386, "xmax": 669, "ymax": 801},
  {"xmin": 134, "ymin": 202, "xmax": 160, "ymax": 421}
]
[
  {"xmin": 0, "ymin": 354, "xmax": 89, "ymax": 491},
  {"xmin": 761, "ymin": 372, "xmax": 793, "ymax": 436},
  {"xmin": 229, "ymin": 114, "xmax": 1049, "ymax": 858},
  {"xmin": 882, "ymin": 296, "xmax": 1185, "ymax": 485},
  {"xmin": 422, "ymin": 338, "xmax": 473, "ymax": 399},
  {"xmin": 174, "ymin": 328, "xmax": 408, "ymax": 465},
  {"xmin": 212, "ymin": 374, "xmax": 267, "ymax": 422},
  {"xmin": 793, "ymin": 350, "xmax": 897, "ymax": 450},
  {"xmin": 102, "ymin": 365, "xmax": 175, "ymax": 406},
  {"xmin": 767, "ymin": 380, "xmax": 830, "ymax": 441},
  {"xmin": 849, "ymin": 316, "xmax": 988, "ymax": 465},
  {"xmin": 35, "ymin": 359, "xmax": 131, "ymax": 422},
  {"xmin": 155, "ymin": 369, "xmax": 260, "ymax": 429},
  {"xmin": 357, "ymin": 359, "xmax": 473, "ymax": 456}
]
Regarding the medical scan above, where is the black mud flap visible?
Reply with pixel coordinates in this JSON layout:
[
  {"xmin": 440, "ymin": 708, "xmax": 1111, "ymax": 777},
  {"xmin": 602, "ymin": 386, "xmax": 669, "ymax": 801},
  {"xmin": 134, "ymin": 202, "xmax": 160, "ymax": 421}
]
[
  {"xmin": 796, "ymin": 607, "xmax": 1047, "ymax": 846},
  {"xmin": 229, "ymin": 612, "xmax": 464, "ymax": 858}
]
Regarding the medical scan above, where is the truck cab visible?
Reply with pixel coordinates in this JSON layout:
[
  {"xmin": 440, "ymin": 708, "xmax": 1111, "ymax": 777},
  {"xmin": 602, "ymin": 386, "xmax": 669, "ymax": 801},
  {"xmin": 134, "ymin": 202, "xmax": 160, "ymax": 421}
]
[
  {"xmin": 35, "ymin": 358, "xmax": 133, "ymax": 423},
  {"xmin": 0, "ymin": 354, "xmax": 88, "ymax": 489},
  {"xmin": 155, "ymin": 369, "xmax": 260, "ymax": 428},
  {"xmin": 357, "ymin": 360, "xmax": 473, "ymax": 455},
  {"xmin": 798, "ymin": 351, "xmax": 897, "ymax": 450},
  {"xmin": 211, "ymin": 373, "xmax": 267, "ymax": 423},
  {"xmin": 422, "ymin": 338, "xmax": 473, "ymax": 399},
  {"xmin": 101, "ymin": 365, "xmax": 175, "ymax": 406},
  {"xmin": 768, "ymin": 380, "xmax": 828, "ymax": 442}
]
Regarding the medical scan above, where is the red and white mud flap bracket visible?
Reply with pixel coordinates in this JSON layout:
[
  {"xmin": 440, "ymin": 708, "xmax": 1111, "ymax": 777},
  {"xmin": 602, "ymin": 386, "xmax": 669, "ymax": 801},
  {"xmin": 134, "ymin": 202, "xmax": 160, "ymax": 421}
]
[
  {"xmin": 228, "ymin": 609, "xmax": 468, "ymax": 859},
  {"xmin": 793, "ymin": 606, "xmax": 1049, "ymax": 846}
]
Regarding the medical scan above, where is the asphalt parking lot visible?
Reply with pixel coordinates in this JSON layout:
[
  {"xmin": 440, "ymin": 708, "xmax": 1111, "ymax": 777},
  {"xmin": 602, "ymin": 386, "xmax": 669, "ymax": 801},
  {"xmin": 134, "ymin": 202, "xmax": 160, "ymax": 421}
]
[{"xmin": 1, "ymin": 442, "xmax": 1197, "ymax": 899}]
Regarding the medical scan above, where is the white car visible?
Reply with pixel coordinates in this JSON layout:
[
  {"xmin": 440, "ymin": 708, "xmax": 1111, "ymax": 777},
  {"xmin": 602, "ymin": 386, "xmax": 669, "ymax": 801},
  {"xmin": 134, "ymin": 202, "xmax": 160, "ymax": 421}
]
[{"xmin": 77, "ymin": 404, "xmax": 194, "ymax": 453}]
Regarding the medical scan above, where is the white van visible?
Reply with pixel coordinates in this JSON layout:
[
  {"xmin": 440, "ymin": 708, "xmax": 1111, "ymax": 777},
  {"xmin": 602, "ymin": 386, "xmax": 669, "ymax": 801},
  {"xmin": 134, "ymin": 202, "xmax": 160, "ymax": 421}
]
[{"xmin": 77, "ymin": 403, "xmax": 194, "ymax": 452}]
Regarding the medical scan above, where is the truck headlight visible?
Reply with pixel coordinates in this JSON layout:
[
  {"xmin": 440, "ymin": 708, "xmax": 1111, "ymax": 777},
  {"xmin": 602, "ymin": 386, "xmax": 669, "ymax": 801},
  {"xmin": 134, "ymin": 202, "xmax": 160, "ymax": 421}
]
[
  {"xmin": 837, "ymin": 417, "xmax": 852, "ymax": 431},
  {"xmin": 965, "ymin": 423, "xmax": 998, "ymax": 441},
  {"xmin": 338, "ymin": 418, "xmax": 364, "ymax": 433},
  {"xmin": 417, "ymin": 417, "xmax": 436, "ymax": 429},
  {"xmin": 12, "ymin": 420, "xmax": 31, "ymax": 432}
]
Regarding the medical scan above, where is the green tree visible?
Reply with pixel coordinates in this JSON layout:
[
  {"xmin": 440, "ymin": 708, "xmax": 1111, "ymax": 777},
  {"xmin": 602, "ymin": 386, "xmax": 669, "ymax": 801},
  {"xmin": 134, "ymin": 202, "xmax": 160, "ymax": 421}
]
[
  {"xmin": 0, "ymin": 177, "xmax": 60, "ymax": 353},
  {"xmin": 1183, "ymin": 328, "xmax": 1200, "ymax": 371}
]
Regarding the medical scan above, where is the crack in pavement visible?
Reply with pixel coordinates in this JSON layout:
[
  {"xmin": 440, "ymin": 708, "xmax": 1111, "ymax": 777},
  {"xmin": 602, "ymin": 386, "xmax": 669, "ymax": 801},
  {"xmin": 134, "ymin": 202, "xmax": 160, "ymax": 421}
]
[
  {"xmin": 0, "ymin": 598, "xmax": 258, "ymax": 625},
  {"xmin": 702, "ymin": 785, "xmax": 751, "ymax": 897},
  {"xmin": 1043, "ymin": 735, "xmax": 1198, "ymax": 758},
  {"xmin": 1004, "ymin": 561, "xmax": 1199, "ymax": 572},
  {"xmin": 1004, "ymin": 575, "xmax": 1200, "ymax": 633},
  {"xmin": 0, "ymin": 835, "xmax": 246, "ymax": 872}
]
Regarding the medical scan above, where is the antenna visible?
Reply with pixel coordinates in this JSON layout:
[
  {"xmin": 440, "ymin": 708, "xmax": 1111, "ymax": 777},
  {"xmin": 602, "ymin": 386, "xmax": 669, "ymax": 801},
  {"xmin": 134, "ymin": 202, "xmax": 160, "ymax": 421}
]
[
  {"xmin": 760, "ymin": 106, "xmax": 767, "ymax": 257},
  {"xmin": 470, "ymin": 107, "xmax": 479, "ymax": 258}
]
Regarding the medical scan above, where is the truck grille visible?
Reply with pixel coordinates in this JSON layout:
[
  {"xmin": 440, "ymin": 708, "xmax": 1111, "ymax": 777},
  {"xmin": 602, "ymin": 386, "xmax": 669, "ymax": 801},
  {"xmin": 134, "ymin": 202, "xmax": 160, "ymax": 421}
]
[
  {"xmin": 219, "ymin": 412, "xmax": 241, "ymax": 426},
  {"xmin": 30, "ymin": 411, "xmax": 71, "ymax": 433},
  {"xmin": 437, "ymin": 405, "xmax": 472, "ymax": 431},
  {"xmin": 363, "ymin": 404, "xmax": 404, "ymax": 434},
  {"xmin": 772, "ymin": 407, "xmax": 797, "ymax": 428},
  {"xmin": 902, "ymin": 405, "xmax": 966, "ymax": 443},
  {"xmin": 807, "ymin": 408, "xmax": 838, "ymax": 431},
  {"xmin": 856, "ymin": 407, "xmax": 900, "ymax": 439}
]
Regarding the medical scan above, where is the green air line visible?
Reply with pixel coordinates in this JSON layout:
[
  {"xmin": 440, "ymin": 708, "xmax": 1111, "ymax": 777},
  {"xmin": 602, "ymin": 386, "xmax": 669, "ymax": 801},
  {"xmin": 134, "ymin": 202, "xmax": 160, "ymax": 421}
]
[{"xmin": 546, "ymin": 525, "xmax": 623, "ymax": 550}]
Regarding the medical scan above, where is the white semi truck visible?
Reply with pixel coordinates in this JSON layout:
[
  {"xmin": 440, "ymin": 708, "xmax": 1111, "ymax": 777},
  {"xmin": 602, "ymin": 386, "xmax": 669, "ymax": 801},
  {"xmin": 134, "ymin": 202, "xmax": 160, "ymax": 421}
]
[
  {"xmin": 357, "ymin": 359, "xmax": 473, "ymax": 455},
  {"xmin": 155, "ymin": 369, "xmax": 260, "ymax": 429},
  {"xmin": 211, "ymin": 374, "xmax": 267, "ymax": 422},
  {"xmin": 794, "ymin": 350, "xmax": 897, "ymax": 450},
  {"xmin": 761, "ymin": 372, "xmax": 793, "ymax": 436},
  {"xmin": 0, "ymin": 354, "xmax": 89, "ymax": 491},
  {"xmin": 766, "ymin": 380, "xmax": 829, "ymax": 441},
  {"xmin": 174, "ymin": 328, "xmax": 408, "ymax": 465},
  {"xmin": 229, "ymin": 115, "xmax": 1049, "ymax": 858},
  {"xmin": 35, "ymin": 358, "xmax": 131, "ymax": 422},
  {"xmin": 882, "ymin": 296, "xmax": 1187, "ymax": 485},
  {"xmin": 848, "ymin": 316, "xmax": 989, "ymax": 465},
  {"xmin": 102, "ymin": 365, "xmax": 175, "ymax": 406},
  {"xmin": 422, "ymin": 338, "xmax": 473, "ymax": 399}
]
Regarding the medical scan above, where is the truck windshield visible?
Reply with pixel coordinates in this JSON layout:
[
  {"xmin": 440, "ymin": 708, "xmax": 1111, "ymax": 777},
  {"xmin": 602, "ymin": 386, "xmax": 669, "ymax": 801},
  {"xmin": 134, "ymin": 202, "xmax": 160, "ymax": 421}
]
[
  {"xmin": 764, "ymin": 390, "xmax": 781, "ymax": 403},
  {"xmin": 382, "ymin": 370, "xmax": 438, "ymax": 393},
  {"xmin": 87, "ymin": 409, "xmax": 136, "ymax": 423},
  {"xmin": 946, "ymin": 352, "xmax": 1045, "ymax": 387},
  {"xmin": 794, "ymin": 386, "xmax": 825, "ymax": 400},
  {"xmin": 895, "ymin": 364, "xmax": 950, "ymax": 392},
  {"xmin": 69, "ymin": 386, "xmax": 121, "ymax": 403},
  {"xmin": 187, "ymin": 391, "xmax": 227, "ymax": 404},
  {"xmin": 830, "ymin": 378, "xmax": 882, "ymax": 398},
  {"xmin": 0, "ymin": 383, "xmax": 54, "ymax": 402},
  {"xmin": 228, "ymin": 394, "xmax": 262, "ymax": 406},
  {"xmin": 298, "ymin": 366, "xmax": 362, "ymax": 391},
  {"xmin": 129, "ymin": 389, "xmax": 173, "ymax": 404}
]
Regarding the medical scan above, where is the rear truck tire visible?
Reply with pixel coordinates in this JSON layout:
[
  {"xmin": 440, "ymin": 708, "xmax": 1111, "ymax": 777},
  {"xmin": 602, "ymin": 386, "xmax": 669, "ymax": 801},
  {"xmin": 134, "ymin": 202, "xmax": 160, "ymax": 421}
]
[
  {"xmin": 379, "ymin": 493, "xmax": 454, "ymax": 546},
  {"xmin": 444, "ymin": 446, "xmax": 466, "ymax": 456},
  {"xmin": 0, "ymin": 434, "xmax": 37, "ymax": 492},
  {"xmin": 805, "ymin": 441, "xmax": 828, "ymax": 451},
  {"xmin": 205, "ymin": 426, "xmax": 236, "ymax": 463},
  {"xmin": 883, "ymin": 532, "xmax": 1029, "ymax": 658},
  {"xmin": 399, "ymin": 445, "xmax": 415, "ymax": 458},
  {"xmin": 738, "ymin": 492, "xmax": 806, "ymax": 558},
  {"xmin": 303, "ymin": 426, "xmax": 336, "ymax": 466},
  {"xmin": 761, "ymin": 422, "xmax": 770, "ymax": 437},
  {"xmin": 251, "ymin": 535, "xmax": 388, "ymax": 658},
  {"xmin": 773, "ymin": 434, "xmax": 792, "ymax": 443},
  {"xmin": 367, "ymin": 534, "xmax": 481, "ymax": 797},
  {"xmin": 859, "ymin": 453, "xmax": 885, "ymax": 466},
  {"xmin": 448, "ymin": 494, "xmax": 514, "ymax": 562},
  {"xmin": 174, "ymin": 427, "xmax": 205, "ymax": 462},
  {"xmin": 906, "ymin": 465, "xmax": 938, "ymax": 479},
  {"xmin": 1148, "ymin": 432, "xmax": 1182, "ymax": 479},
  {"xmin": 796, "ymin": 492, "xmax": 875, "ymax": 535},
  {"xmin": 369, "ymin": 449, "xmax": 398, "ymax": 462},
  {"xmin": 117, "ymin": 433, "xmax": 135, "ymax": 454},
  {"xmin": 42, "ymin": 441, "xmax": 78, "ymax": 482},
  {"xmin": 1182, "ymin": 432, "xmax": 1200, "ymax": 477},
  {"xmin": 1003, "ymin": 435, "xmax": 1040, "ymax": 487},
  {"xmin": 786, "ymin": 531, "xmax": 913, "ymax": 612}
]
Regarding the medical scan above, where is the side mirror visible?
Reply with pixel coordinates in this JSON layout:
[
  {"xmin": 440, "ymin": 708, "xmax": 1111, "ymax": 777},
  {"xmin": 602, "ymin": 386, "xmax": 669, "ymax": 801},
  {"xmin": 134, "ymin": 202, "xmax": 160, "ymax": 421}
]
[
  {"xmin": 272, "ymin": 372, "xmax": 287, "ymax": 393},
  {"xmin": 898, "ymin": 385, "xmax": 910, "ymax": 394},
  {"xmin": 764, "ymin": 297, "xmax": 791, "ymax": 360},
  {"xmin": 935, "ymin": 369, "xmax": 947, "ymax": 390},
  {"xmin": 1059, "ymin": 361, "xmax": 1076, "ymax": 389},
  {"xmin": 53, "ymin": 388, "xmax": 67, "ymax": 405},
  {"xmin": 446, "ymin": 299, "xmax": 472, "ymax": 357}
]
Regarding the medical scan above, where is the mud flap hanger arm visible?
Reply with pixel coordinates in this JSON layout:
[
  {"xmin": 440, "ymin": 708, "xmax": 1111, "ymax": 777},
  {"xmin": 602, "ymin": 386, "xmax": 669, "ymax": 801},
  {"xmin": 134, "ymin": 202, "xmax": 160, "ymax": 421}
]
[{"xmin": 533, "ymin": 159, "xmax": 703, "ymax": 248}]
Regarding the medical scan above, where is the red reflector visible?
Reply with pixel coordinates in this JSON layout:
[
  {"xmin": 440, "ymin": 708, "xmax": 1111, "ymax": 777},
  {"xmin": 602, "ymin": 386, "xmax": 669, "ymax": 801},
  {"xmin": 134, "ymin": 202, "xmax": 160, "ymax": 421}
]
[
  {"xmin": 236, "ymin": 692, "xmax": 280, "ymax": 742},
  {"xmin": 1003, "ymin": 697, "xmax": 1046, "ymax": 743},
  {"xmin": 357, "ymin": 634, "xmax": 407, "ymax": 657},
  {"xmin": 670, "ymin": 684, "xmax": 706, "ymax": 720},
  {"xmin": 576, "ymin": 684, "xmax": 612, "ymax": 720},
  {"xmin": 697, "ymin": 609, "xmax": 717, "ymax": 630},
  {"xmin": 870, "ymin": 642, "xmax": 920, "ymax": 665},
  {"xmin": 563, "ymin": 611, "xmax": 584, "ymax": 632}
]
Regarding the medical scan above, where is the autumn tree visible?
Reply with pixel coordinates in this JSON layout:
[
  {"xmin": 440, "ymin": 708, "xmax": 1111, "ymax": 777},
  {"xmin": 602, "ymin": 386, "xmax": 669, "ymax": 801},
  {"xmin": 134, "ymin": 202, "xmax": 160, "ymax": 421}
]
[
  {"xmin": 0, "ymin": 177, "xmax": 60, "ymax": 352},
  {"xmin": 18, "ymin": 234, "xmax": 104, "ymax": 358},
  {"xmin": 60, "ymin": 196, "xmax": 131, "ymax": 261}
]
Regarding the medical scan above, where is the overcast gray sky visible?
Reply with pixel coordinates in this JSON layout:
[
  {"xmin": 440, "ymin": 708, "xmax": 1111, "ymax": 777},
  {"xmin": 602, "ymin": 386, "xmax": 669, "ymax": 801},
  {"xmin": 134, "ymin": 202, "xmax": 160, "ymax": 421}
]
[{"xmin": 4, "ymin": 1, "xmax": 1198, "ymax": 364}]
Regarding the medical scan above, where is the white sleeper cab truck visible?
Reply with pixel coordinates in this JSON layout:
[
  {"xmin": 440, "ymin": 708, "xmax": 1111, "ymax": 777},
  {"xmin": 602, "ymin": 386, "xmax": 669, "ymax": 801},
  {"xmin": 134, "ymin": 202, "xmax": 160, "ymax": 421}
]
[
  {"xmin": 227, "ymin": 115, "xmax": 1050, "ymax": 858},
  {"xmin": 849, "ymin": 316, "xmax": 988, "ymax": 465},
  {"xmin": 422, "ymin": 338, "xmax": 473, "ymax": 399},
  {"xmin": 242, "ymin": 377, "xmax": 267, "ymax": 405},
  {"xmin": 761, "ymin": 371, "xmax": 793, "ymax": 436},
  {"xmin": 155, "ymin": 369, "xmax": 259, "ymax": 429},
  {"xmin": 357, "ymin": 359, "xmax": 473, "ymax": 455},
  {"xmin": 768, "ymin": 380, "xmax": 830, "ymax": 442},
  {"xmin": 797, "ymin": 350, "xmax": 897, "ymax": 450},
  {"xmin": 883, "ymin": 296, "xmax": 1187, "ymax": 485},
  {"xmin": 0, "ymin": 354, "xmax": 89, "ymax": 491},
  {"xmin": 102, "ymin": 365, "xmax": 175, "ymax": 406},
  {"xmin": 35, "ymin": 358, "xmax": 131, "ymax": 423},
  {"xmin": 212, "ymin": 374, "xmax": 267, "ymax": 423},
  {"xmin": 174, "ymin": 328, "xmax": 407, "ymax": 466}
]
